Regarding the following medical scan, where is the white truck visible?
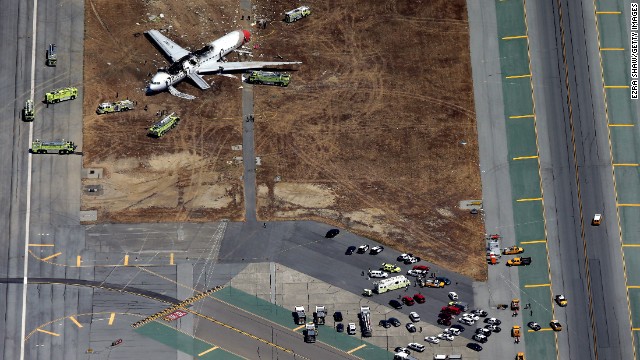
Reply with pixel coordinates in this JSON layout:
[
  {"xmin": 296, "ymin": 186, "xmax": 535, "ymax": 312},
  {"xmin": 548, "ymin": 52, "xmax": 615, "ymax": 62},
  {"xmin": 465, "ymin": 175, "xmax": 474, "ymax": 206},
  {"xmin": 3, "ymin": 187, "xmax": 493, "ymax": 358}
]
[
  {"xmin": 294, "ymin": 306, "xmax": 306, "ymax": 325},
  {"xmin": 314, "ymin": 306, "xmax": 326, "ymax": 325},
  {"xmin": 359, "ymin": 306, "xmax": 372, "ymax": 337},
  {"xmin": 303, "ymin": 322, "xmax": 317, "ymax": 343},
  {"xmin": 374, "ymin": 275, "xmax": 411, "ymax": 294}
]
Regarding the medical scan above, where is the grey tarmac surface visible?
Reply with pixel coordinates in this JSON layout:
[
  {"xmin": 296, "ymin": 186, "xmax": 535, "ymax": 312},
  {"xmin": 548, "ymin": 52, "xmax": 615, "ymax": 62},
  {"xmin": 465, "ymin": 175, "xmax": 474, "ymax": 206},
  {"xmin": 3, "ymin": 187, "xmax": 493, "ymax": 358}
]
[{"xmin": 527, "ymin": 0, "xmax": 633, "ymax": 359}]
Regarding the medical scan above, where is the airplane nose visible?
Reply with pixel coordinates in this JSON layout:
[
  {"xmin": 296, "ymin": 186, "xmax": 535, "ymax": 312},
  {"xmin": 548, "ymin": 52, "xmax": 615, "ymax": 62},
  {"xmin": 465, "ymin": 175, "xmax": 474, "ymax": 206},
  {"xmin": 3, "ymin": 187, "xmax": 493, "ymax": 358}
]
[{"xmin": 242, "ymin": 30, "xmax": 251, "ymax": 44}]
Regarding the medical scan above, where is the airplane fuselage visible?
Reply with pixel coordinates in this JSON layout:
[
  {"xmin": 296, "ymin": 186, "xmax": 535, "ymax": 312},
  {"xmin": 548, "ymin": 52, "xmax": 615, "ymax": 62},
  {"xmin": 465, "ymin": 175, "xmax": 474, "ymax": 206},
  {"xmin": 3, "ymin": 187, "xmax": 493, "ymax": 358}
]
[{"xmin": 147, "ymin": 30, "xmax": 250, "ymax": 93}]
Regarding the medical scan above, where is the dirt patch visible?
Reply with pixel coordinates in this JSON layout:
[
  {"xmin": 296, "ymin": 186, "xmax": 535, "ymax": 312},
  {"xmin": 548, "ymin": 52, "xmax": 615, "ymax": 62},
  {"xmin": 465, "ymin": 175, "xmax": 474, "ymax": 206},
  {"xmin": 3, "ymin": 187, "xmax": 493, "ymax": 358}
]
[{"xmin": 81, "ymin": 0, "xmax": 486, "ymax": 279}]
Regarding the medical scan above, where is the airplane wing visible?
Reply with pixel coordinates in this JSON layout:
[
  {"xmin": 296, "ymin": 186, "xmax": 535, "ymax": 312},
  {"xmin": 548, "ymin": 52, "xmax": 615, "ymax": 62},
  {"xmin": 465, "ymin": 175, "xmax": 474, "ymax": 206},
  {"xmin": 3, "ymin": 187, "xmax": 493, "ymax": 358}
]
[
  {"xmin": 197, "ymin": 61, "xmax": 302, "ymax": 73},
  {"xmin": 187, "ymin": 73, "xmax": 210, "ymax": 90},
  {"xmin": 145, "ymin": 30, "xmax": 190, "ymax": 63}
]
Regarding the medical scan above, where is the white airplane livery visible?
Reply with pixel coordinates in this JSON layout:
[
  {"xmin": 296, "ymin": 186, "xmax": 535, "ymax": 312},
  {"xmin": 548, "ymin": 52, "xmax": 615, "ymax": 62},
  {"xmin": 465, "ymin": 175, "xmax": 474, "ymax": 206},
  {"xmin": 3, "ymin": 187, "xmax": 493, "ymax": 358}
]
[{"xmin": 145, "ymin": 29, "xmax": 300, "ymax": 99}]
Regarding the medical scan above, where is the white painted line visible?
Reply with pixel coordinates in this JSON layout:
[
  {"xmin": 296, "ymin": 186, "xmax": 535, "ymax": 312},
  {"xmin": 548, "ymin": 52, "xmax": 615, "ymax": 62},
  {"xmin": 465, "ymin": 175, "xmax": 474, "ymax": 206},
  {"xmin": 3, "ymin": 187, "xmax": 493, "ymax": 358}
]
[{"xmin": 20, "ymin": 1, "xmax": 38, "ymax": 359}]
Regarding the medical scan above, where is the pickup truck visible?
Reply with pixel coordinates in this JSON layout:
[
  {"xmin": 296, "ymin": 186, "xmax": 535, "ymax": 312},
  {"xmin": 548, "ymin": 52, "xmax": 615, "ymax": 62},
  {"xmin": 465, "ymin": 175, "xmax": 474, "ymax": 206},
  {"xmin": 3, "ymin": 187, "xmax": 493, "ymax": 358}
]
[
  {"xmin": 503, "ymin": 246, "xmax": 524, "ymax": 255},
  {"xmin": 507, "ymin": 257, "xmax": 531, "ymax": 266}
]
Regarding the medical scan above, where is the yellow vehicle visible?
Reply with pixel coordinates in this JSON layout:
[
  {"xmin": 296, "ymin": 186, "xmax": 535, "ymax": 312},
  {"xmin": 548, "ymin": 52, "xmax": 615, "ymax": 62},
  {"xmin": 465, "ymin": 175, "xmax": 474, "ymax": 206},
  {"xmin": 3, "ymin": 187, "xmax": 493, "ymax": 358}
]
[
  {"xmin": 550, "ymin": 320, "xmax": 562, "ymax": 331},
  {"xmin": 511, "ymin": 298, "xmax": 520, "ymax": 311},
  {"xmin": 503, "ymin": 246, "xmax": 524, "ymax": 255},
  {"xmin": 45, "ymin": 87, "xmax": 77, "ymax": 104},
  {"xmin": 555, "ymin": 294, "xmax": 568, "ymax": 307},
  {"xmin": 511, "ymin": 325, "xmax": 521, "ymax": 338},
  {"xmin": 516, "ymin": 352, "xmax": 525, "ymax": 360},
  {"xmin": 381, "ymin": 263, "xmax": 401, "ymax": 273},
  {"xmin": 507, "ymin": 257, "xmax": 531, "ymax": 266},
  {"xmin": 421, "ymin": 279, "xmax": 445, "ymax": 288}
]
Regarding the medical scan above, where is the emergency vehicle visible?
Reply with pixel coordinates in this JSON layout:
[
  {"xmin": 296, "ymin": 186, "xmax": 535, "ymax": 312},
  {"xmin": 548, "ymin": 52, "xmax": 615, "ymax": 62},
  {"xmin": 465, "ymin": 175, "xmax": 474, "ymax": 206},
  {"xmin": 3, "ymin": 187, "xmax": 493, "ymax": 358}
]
[
  {"xmin": 47, "ymin": 44, "xmax": 57, "ymax": 66},
  {"xmin": 23, "ymin": 100, "xmax": 35, "ymax": 121},
  {"xmin": 246, "ymin": 71, "xmax": 291, "ymax": 86},
  {"xmin": 31, "ymin": 139, "xmax": 77, "ymax": 155},
  {"xmin": 148, "ymin": 112, "xmax": 180, "ymax": 137},
  {"xmin": 45, "ymin": 87, "xmax": 77, "ymax": 104},
  {"xmin": 284, "ymin": 6, "xmax": 311, "ymax": 23},
  {"xmin": 96, "ymin": 100, "xmax": 135, "ymax": 114}
]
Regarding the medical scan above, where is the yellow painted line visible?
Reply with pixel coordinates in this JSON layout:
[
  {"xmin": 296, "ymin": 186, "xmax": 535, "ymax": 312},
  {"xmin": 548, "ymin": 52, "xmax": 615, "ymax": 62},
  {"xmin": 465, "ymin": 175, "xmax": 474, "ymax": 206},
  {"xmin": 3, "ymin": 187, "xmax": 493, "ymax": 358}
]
[
  {"xmin": 36, "ymin": 329, "xmax": 60, "ymax": 337},
  {"xmin": 521, "ymin": 240, "xmax": 547, "ymax": 244},
  {"xmin": 623, "ymin": 244, "xmax": 640, "ymax": 247},
  {"xmin": 605, "ymin": 85, "xmax": 630, "ymax": 89},
  {"xmin": 28, "ymin": 244, "xmax": 54, "ymax": 247},
  {"xmin": 633, "ymin": 328, "xmax": 640, "ymax": 331},
  {"xmin": 600, "ymin": 48, "xmax": 625, "ymax": 51},
  {"xmin": 528, "ymin": 328, "xmax": 554, "ymax": 332},
  {"xmin": 170, "ymin": 253, "xmax": 174, "ymax": 265},
  {"xmin": 525, "ymin": 283, "xmax": 551, "ymax": 288},
  {"xmin": 502, "ymin": 35, "xmax": 528, "ymax": 40},
  {"xmin": 513, "ymin": 155, "xmax": 539, "ymax": 161},
  {"xmin": 76, "ymin": 255, "xmax": 81, "ymax": 267},
  {"xmin": 124, "ymin": 255, "xmax": 129, "ymax": 266},
  {"xmin": 69, "ymin": 316, "xmax": 83, "ymax": 328},
  {"xmin": 609, "ymin": 124, "xmax": 635, "ymax": 127},
  {"xmin": 618, "ymin": 204, "xmax": 640, "ymax": 207},
  {"xmin": 108, "ymin": 312, "xmax": 116, "ymax": 325},
  {"xmin": 628, "ymin": 286, "xmax": 640, "ymax": 289},
  {"xmin": 509, "ymin": 114, "xmax": 535, "ymax": 119},
  {"xmin": 198, "ymin": 346, "xmax": 219, "ymax": 356},
  {"xmin": 506, "ymin": 74, "xmax": 532, "ymax": 79},
  {"xmin": 614, "ymin": 164, "xmax": 639, "ymax": 166},
  {"xmin": 41, "ymin": 252, "xmax": 62, "ymax": 261},
  {"xmin": 347, "ymin": 344, "xmax": 367, "ymax": 354},
  {"xmin": 293, "ymin": 324, "xmax": 306, "ymax": 331},
  {"xmin": 516, "ymin": 198, "xmax": 543, "ymax": 202},
  {"xmin": 596, "ymin": 11, "xmax": 621, "ymax": 14}
]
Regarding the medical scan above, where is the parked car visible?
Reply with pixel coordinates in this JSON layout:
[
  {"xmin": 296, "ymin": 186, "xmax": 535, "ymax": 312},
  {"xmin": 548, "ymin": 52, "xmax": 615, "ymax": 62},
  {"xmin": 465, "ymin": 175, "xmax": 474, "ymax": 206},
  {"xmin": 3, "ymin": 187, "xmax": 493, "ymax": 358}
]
[
  {"xmin": 441, "ymin": 306, "xmax": 461, "ymax": 315},
  {"xmin": 336, "ymin": 323, "xmax": 344, "ymax": 332},
  {"xmin": 382, "ymin": 263, "xmax": 402, "ymax": 273},
  {"xmin": 370, "ymin": 245, "xmax": 384, "ymax": 255},
  {"xmin": 389, "ymin": 317, "xmax": 401, "ymax": 327},
  {"xmin": 451, "ymin": 324, "xmax": 466, "ymax": 332},
  {"xmin": 409, "ymin": 312, "xmax": 421, "ymax": 322},
  {"xmin": 458, "ymin": 317, "xmax": 474, "ymax": 325},
  {"xmin": 528, "ymin": 321, "xmax": 541, "ymax": 331},
  {"xmin": 357, "ymin": 245, "xmax": 370, "ymax": 253},
  {"xmin": 424, "ymin": 336, "xmax": 440, "ymax": 344},
  {"xmin": 485, "ymin": 317, "xmax": 502, "ymax": 325},
  {"xmin": 448, "ymin": 292, "xmax": 459, "ymax": 301},
  {"xmin": 467, "ymin": 343, "xmax": 483, "ymax": 351},
  {"xmin": 404, "ymin": 256, "xmax": 421, "ymax": 264},
  {"xmin": 462, "ymin": 312, "xmax": 479, "ymax": 321},
  {"xmin": 325, "ymin": 229, "xmax": 340, "ymax": 238},
  {"xmin": 406, "ymin": 323, "xmax": 417, "ymax": 333},
  {"xmin": 345, "ymin": 246, "xmax": 356, "ymax": 255},
  {"xmin": 379, "ymin": 319, "xmax": 391, "ymax": 328},
  {"xmin": 407, "ymin": 342, "xmax": 425, "ymax": 353},
  {"xmin": 485, "ymin": 324, "xmax": 501, "ymax": 333},
  {"xmin": 437, "ymin": 318, "xmax": 452, "ymax": 326},
  {"xmin": 402, "ymin": 296, "xmax": 415, "ymax": 306},
  {"xmin": 435, "ymin": 276, "xmax": 451, "ymax": 285},
  {"xmin": 471, "ymin": 309, "xmax": 488, "ymax": 317},
  {"xmin": 368, "ymin": 270, "xmax": 389, "ymax": 278},
  {"xmin": 473, "ymin": 334, "xmax": 488, "ymax": 343},
  {"xmin": 347, "ymin": 323, "xmax": 357, "ymax": 335},
  {"xmin": 397, "ymin": 253, "xmax": 413, "ymax": 261},
  {"xmin": 550, "ymin": 320, "xmax": 562, "ymax": 331},
  {"xmin": 437, "ymin": 333, "xmax": 454, "ymax": 341},
  {"xmin": 475, "ymin": 327, "xmax": 491, "ymax": 337},
  {"xmin": 407, "ymin": 269, "xmax": 427, "ymax": 277},
  {"xmin": 444, "ymin": 327, "xmax": 460, "ymax": 336},
  {"xmin": 333, "ymin": 311, "xmax": 343, "ymax": 321},
  {"xmin": 413, "ymin": 293, "xmax": 426, "ymax": 304},
  {"xmin": 389, "ymin": 300, "xmax": 403, "ymax": 309},
  {"xmin": 413, "ymin": 265, "xmax": 429, "ymax": 271},
  {"xmin": 394, "ymin": 347, "xmax": 411, "ymax": 355}
]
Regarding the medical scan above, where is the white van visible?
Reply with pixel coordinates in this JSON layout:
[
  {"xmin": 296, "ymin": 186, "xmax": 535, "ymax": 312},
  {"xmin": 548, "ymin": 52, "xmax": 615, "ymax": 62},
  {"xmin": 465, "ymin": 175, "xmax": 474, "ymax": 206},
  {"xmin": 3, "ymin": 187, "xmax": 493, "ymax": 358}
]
[{"xmin": 433, "ymin": 355, "xmax": 448, "ymax": 360}]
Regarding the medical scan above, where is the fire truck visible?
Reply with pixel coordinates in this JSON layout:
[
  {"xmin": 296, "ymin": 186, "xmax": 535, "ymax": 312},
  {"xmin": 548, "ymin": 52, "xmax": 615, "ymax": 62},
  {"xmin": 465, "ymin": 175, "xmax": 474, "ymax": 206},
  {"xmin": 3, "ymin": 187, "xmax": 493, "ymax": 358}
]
[
  {"xmin": 31, "ymin": 139, "xmax": 77, "ymax": 155},
  {"xmin": 45, "ymin": 87, "xmax": 77, "ymax": 104},
  {"xmin": 148, "ymin": 112, "xmax": 180, "ymax": 137},
  {"xmin": 96, "ymin": 100, "xmax": 135, "ymax": 114},
  {"xmin": 284, "ymin": 6, "xmax": 311, "ymax": 23},
  {"xmin": 23, "ymin": 100, "xmax": 35, "ymax": 121}
]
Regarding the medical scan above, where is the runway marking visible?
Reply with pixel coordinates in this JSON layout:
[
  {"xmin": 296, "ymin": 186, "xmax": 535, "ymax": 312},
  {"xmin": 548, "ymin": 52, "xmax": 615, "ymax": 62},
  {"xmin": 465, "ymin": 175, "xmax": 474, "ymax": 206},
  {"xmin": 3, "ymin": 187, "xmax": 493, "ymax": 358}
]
[
  {"xmin": 36, "ymin": 329, "xmax": 59, "ymax": 337},
  {"xmin": 521, "ymin": 240, "xmax": 546, "ymax": 244},
  {"xmin": 28, "ymin": 244, "xmax": 54, "ymax": 247},
  {"xmin": 609, "ymin": 124, "xmax": 635, "ymax": 127},
  {"xmin": 528, "ymin": 328, "xmax": 553, "ymax": 332},
  {"xmin": 108, "ymin": 312, "xmax": 116, "ymax": 325},
  {"xmin": 633, "ymin": 328, "xmax": 640, "ymax": 331},
  {"xmin": 623, "ymin": 244, "xmax": 640, "ymax": 247},
  {"xmin": 506, "ymin": 73, "xmax": 532, "ymax": 79},
  {"xmin": 347, "ymin": 344, "xmax": 367, "ymax": 354},
  {"xmin": 509, "ymin": 114, "xmax": 535, "ymax": 119},
  {"xmin": 502, "ymin": 35, "xmax": 528, "ymax": 40},
  {"xmin": 600, "ymin": 48, "xmax": 625, "ymax": 51},
  {"xmin": 596, "ymin": 11, "xmax": 621, "ymax": 15},
  {"xmin": 614, "ymin": 163, "xmax": 639, "ymax": 166},
  {"xmin": 512, "ymin": 155, "xmax": 538, "ymax": 160},
  {"xmin": 69, "ymin": 316, "xmax": 83, "ymax": 328},
  {"xmin": 124, "ymin": 254, "xmax": 129, "ymax": 266},
  {"xmin": 170, "ymin": 253, "xmax": 174, "ymax": 265},
  {"xmin": 41, "ymin": 252, "xmax": 62, "ymax": 261},
  {"xmin": 604, "ymin": 85, "xmax": 630, "ymax": 89},
  {"xmin": 524, "ymin": 283, "xmax": 550, "ymax": 288},
  {"xmin": 293, "ymin": 324, "xmax": 306, "ymax": 331},
  {"xmin": 516, "ymin": 197, "xmax": 542, "ymax": 202},
  {"xmin": 76, "ymin": 255, "xmax": 81, "ymax": 267},
  {"xmin": 198, "ymin": 346, "xmax": 219, "ymax": 356},
  {"xmin": 618, "ymin": 204, "xmax": 640, "ymax": 207}
]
